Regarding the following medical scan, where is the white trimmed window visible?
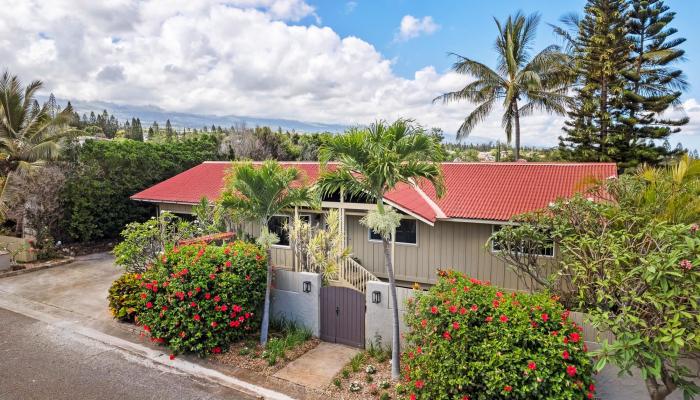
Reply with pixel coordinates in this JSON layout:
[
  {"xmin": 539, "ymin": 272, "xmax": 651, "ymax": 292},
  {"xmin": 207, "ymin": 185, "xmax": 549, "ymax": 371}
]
[{"xmin": 369, "ymin": 219, "xmax": 417, "ymax": 245}]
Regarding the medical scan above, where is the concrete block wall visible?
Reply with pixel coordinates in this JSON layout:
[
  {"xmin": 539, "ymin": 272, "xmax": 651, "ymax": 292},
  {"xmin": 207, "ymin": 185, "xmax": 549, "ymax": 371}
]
[
  {"xmin": 365, "ymin": 281, "xmax": 417, "ymax": 349},
  {"xmin": 270, "ymin": 269, "xmax": 321, "ymax": 337}
]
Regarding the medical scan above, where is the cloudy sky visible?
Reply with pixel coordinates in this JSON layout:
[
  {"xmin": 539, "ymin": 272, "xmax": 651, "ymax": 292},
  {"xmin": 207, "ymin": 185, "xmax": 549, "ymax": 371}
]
[{"xmin": 1, "ymin": 0, "xmax": 698, "ymax": 149}]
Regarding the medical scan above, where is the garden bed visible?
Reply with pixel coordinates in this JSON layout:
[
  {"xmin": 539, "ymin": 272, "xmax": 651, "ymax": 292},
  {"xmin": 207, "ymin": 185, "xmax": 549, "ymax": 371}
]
[
  {"xmin": 327, "ymin": 347, "xmax": 400, "ymax": 400},
  {"xmin": 213, "ymin": 335, "xmax": 320, "ymax": 375}
]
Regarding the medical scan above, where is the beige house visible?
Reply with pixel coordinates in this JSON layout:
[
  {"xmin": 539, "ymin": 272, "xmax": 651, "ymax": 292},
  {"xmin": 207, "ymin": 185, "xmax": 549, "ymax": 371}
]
[{"xmin": 132, "ymin": 161, "xmax": 617, "ymax": 291}]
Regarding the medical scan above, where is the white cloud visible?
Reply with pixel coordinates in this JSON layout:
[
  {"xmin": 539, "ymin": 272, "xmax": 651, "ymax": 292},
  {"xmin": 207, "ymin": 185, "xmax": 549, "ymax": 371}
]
[
  {"xmin": 345, "ymin": 1, "xmax": 358, "ymax": 14},
  {"xmin": 2, "ymin": 0, "xmax": 694, "ymax": 149},
  {"xmin": 395, "ymin": 15, "xmax": 440, "ymax": 42}
]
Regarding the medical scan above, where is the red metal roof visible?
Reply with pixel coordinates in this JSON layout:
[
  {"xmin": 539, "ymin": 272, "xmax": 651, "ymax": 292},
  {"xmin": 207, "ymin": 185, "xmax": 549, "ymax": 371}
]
[{"xmin": 131, "ymin": 161, "xmax": 617, "ymax": 223}]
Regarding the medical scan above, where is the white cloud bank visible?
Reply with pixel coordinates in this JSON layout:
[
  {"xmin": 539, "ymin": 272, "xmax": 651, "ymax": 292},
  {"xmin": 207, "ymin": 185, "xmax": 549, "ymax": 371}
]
[
  {"xmin": 0, "ymin": 0, "xmax": 696, "ymax": 149},
  {"xmin": 395, "ymin": 15, "xmax": 440, "ymax": 42}
]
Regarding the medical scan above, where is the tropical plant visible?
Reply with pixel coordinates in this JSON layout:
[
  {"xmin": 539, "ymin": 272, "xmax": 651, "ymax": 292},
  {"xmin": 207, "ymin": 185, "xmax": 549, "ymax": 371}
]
[
  {"xmin": 113, "ymin": 212, "xmax": 197, "ymax": 273},
  {"xmin": 317, "ymin": 119, "xmax": 445, "ymax": 379},
  {"xmin": 287, "ymin": 209, "xmax": 350, "ymax": 282},
  {"xmin": 0, "ymin": 71, "xmax": 77, "ymax": 221},
  {"xmin": 135, "ymin": 241, "xmax": 267, "ymax": 356},
  {"xmin": 403, "ymin": 270, "xmax": 594, "ymax": 400},
  {"xmin": 108, "ymin": 272, "xmax": 142, "ymax": 322},
  {"xmin": 434, "ymin": 13, "xmax": 570, "ymax": 160},
  {"xmin": 219, "ymin": 160, "xmax": 318, "ymax": 345}
]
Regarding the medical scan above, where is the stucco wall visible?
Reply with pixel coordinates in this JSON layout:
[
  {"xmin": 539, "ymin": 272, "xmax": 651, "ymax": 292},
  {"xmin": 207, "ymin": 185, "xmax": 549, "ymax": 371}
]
[
  {"xmin": 270, "ymin": 269, "xmax": 321, "ymax": 337},
  {"xmin": 365, "ymin": 280, "xmax": 416, "ymax": 349}
]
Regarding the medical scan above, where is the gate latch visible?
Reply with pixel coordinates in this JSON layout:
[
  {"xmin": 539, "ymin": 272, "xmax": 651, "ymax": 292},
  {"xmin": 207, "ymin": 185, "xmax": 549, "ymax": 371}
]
[{"xmin": 335, "ymin": 306, "xmax": 340, "ymax": 316}]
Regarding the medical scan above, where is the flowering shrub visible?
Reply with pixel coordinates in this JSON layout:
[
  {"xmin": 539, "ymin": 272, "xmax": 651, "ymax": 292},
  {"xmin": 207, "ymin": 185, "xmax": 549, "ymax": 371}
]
[
  {"xmin": 135, "ymin": 240, "xmax": 267, "ymax": 356},
  {"xmin": 403, "ymin": 270, "xmax": 593, "ymax": 400},
  {"xmin": 108, "ymin": 272, "xmax": 142, "ymax": 322}
]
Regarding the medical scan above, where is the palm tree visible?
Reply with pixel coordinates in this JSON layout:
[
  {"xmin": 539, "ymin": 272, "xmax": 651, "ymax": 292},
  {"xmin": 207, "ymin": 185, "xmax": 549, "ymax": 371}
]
[
  {"xmin": 434, "ymin": 12, "xmax": 570, "ymax": 160},
  {"xmin": 219, "ymin": 160, "xmax": 318, "ymax": 345},
  {"xmin": 317, "ymin": 119, "xmax": 445, "ymax": 379},
  {"xmin": 0, "ymin": 71, "xmax": 77, "ymax": 220}
]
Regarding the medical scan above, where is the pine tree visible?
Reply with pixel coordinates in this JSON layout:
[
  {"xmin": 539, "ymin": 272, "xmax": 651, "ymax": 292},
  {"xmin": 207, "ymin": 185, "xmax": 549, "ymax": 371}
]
[
  {"xmin": 615, "ymin": 0, "xmax": 688, "ymax": 168},
  {"xmin": 559, "ymin": 0, "xmax": 630, "ymax": 162},
  {"xmin": 165, "ymin": 119, "xmax": 174, "ymax": 140}
]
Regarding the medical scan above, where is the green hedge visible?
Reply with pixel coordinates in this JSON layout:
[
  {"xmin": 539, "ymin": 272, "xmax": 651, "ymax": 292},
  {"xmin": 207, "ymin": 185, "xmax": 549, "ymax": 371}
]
[
  {"xmin": 134, "ymin": 241, "xmax": 267, "ymax": 356},
  {"xmin": 402, "ymin": 270, "xmax": 594, "ymax": 400},
  {"xmin": 62, "ymin": 136, "xmax": 220, "ymax": 242}
]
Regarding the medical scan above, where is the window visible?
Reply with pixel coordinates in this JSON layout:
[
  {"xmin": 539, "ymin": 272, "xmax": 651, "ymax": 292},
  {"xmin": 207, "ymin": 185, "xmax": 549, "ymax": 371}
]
[
  {"xmin": 369, "ymin": 219, "xmax": 417, "ymax": 245},
  {"xmin": 491, "ymin": 225, "xmax": 554, "ymax": 257},
  {"xmin": 268, "ymin": 215, "xmax": 290, "ymax": 247}
]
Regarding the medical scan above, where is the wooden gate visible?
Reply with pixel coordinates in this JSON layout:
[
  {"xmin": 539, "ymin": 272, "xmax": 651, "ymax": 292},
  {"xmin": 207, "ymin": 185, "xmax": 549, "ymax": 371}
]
[{"xmin": 320, "ymin": 286, "xmax": 365, "ymax": 348}]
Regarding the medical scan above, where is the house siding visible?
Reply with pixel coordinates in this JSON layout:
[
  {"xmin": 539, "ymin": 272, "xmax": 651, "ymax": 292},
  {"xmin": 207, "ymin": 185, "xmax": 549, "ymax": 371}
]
[{"xmin": 346, "ymin": 215, "xmax": 527, "ymax": 290}]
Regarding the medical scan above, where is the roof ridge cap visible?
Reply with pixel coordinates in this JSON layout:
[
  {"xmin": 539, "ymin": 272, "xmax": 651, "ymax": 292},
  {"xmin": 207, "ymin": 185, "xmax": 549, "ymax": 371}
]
[{"xmin": 409, "ymin": 179, "xmax": 447, "ymax": 219}]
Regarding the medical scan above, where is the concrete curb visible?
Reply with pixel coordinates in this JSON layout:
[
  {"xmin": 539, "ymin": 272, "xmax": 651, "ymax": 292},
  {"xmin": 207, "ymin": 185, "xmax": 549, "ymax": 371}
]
[{"xmin": 0, "ymin": 257, "xmax": 75, "ymax": 279}]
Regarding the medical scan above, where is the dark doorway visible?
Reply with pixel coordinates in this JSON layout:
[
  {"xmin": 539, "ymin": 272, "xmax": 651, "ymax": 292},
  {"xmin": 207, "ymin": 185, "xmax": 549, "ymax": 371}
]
[{"xmin": 320, "ymin": 286, "xmax": 365, "ymax": 348}]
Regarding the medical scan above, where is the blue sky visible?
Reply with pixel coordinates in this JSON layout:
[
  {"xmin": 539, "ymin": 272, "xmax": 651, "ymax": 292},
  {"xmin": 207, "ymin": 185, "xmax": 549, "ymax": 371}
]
[
  {"xmin": 1, "ymin": 0, "xmax": 698, "ymax": 150},
  {"xmin": 311, "ymin": 0, "xmax": 700, "ymax": 100}
]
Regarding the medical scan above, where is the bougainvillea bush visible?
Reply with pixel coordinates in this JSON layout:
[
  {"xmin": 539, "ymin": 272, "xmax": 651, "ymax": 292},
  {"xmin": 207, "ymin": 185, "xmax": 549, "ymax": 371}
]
[
  {"xmin": 135, "ymin": 240, "xmax": 267, "ymax": 356},
  {"xmin": 403, "ymin": 270, "xmax": 594, "ymax": 400}
]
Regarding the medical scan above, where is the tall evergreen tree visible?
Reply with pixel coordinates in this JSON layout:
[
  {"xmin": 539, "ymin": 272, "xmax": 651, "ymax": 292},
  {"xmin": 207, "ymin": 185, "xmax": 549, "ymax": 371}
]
[
  {"xmin": 558, "ymin": 0, "xmax": 631, "ymax": 162},
  {"xmin": 616, "ymin": 0, "xmax": 688, "ymax": 168},
  {"xmin": 165, "ymin": 119, "xmax": 174, "ymax": 140}
]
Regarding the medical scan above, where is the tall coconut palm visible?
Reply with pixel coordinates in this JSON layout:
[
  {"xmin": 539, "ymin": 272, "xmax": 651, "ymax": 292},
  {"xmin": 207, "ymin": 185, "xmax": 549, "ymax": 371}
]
[
  {"xmin": 317, "ymin": 119, "xmax": 445, "ymax": 379},
  {"xmin": 434, "ymin": 12, "xmax": 570, "ymax": 160},
  {"xmin": 219, "ymin": 160, "xmax": 318, "ymax": 345},
  {"xmin": 0, "ymin": 70, "xmax": 77, "ymax": 220}
]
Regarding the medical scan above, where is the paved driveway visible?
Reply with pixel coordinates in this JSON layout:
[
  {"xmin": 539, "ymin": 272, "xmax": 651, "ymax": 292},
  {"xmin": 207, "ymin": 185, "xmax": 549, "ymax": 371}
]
[{"xmin": 0, "ymin": 252, "xmax": 121, "ymax": 322}]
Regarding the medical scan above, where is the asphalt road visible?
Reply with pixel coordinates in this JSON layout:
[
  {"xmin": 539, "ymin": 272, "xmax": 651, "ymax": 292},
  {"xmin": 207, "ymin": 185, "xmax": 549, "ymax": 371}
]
[{"xmin": 0, "ymin": 307, "xmax": 254, "ymax": 400}]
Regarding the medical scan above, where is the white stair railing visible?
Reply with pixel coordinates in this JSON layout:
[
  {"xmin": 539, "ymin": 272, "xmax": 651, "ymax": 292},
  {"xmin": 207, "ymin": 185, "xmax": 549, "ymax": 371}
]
[{"xmin": 337, "ymin": 256, "xmax": 378, "ymax": 293}]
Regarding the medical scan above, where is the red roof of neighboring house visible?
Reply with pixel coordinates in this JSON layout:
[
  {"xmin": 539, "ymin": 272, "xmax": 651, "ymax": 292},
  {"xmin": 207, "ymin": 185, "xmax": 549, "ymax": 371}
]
[{"xmin": 131, "ymin": 161, "xmax": 617, "ymax": 223}]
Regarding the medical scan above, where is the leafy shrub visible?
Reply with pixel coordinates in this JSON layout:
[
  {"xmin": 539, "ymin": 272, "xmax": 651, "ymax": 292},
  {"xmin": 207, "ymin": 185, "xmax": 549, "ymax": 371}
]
[
  {"xmin": 403, "ymin": 270, "xmax": 594, "ymax": 400},
  {"xmin": 113, "ymin": 212, "xmax": 197, "ymax": 273},
  {"xmin": 262, "ymin": 319, "xmax": 312, "ymax": 365},
  {"xmin": 108, "ymin": 272, "xmax": 142, "ymax": 322},
  {"xmin": 135, "ymin": 240, "xmax": 266, "ymax": 356},
  {"xmin": 62, "ymin": 136, "xmax": 220, "ymax": 242}
]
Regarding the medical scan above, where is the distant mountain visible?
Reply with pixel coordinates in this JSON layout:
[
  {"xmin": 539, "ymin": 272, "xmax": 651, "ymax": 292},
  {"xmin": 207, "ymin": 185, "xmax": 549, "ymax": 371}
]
[
  {"xmin": 53, "ymin": 97, "xmax": 349, "ymax": 133},
  {"xmin": 46, "ymin": 96, "xmax": 532, "ymax": 147}
]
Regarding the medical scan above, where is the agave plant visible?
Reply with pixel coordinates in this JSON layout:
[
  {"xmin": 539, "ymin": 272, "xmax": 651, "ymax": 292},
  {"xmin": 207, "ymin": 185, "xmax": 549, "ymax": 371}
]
[{"xmin": 0, "ymin": 71, "xmax": 77, "ymax": 220}]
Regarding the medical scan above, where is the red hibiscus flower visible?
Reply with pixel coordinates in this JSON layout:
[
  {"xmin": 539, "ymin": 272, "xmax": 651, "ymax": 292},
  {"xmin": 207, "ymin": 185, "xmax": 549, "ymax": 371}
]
[
  {"xmin": 566, "ymin": 365, "xmax": 577, "ymax": 377},
  {"xmin": 162, "ymin": 305, "xmax": 168, "ymax": 311},
  {"xmin": 587, "ymin": 392, "xmax": 594, "ymax": 399},
  {"xmin": 245, "ymin": 275, "xmax": 251, "ymax": 281},
  {"xmin": 212, "ymin": 347, "xmax": 221, "ymax": 354},
  {"xmin": 225, "ymin": 260, "xmax": 232, "ymax": 268},
  {"xmin": 205, "ymin": 293, "xmax": 211, "ymax": 300},
  {"xmin": 190, "ymin": 302, "xmax": 197, "ymax": 308},
  {"xmin": 143, "ymin": 325, "xmax": 150, "ymax": 332},
  {"xmin": 209, "ymin": 273, "xmax": 216, "ymax": 280},
  {"xmin": 589, "ymin": 384, "xmax": 595, "ymax": 392},
  {"xmin": 527, "ymin": 362, "xmax": 536, "ymax": 370},
  {"xmin": 569, "ymin": 332, "xmax": 580, "ymax": 343},
  {"xmin": 195, "ymin": 287, "xmax": 201, "ymax": 293},
  {"xmin": 169, "ymin": 354, "xmax": 175, "ymax": 360},
  {"xmin": 420, "ymin": 319, "xmax": 427, "ymax": 328},
  {"xmin": 470, "ymin": 304, "xmax": 478, "ymax": 312},
  {"xmin": 211, "ymin": 321, "xmax": 218, "ymax": 328},
  {"xmin": 496, "ymin": 291, "xmax": 503, "ymax": 298},
  {"xmin": 452, "ymin": 322, "xmax": 460, "ymax": 330},
  {"xmin": 541, "ymin": 313, "xmax": 549, "ymax": 322},
  {"xmin": 193, "ymin": 314, "xmax": 201, "ymax": 322},
  {"xmin": 179, "ymin": 331, "xmax": 186, "ymax": 338},
  {"xmin": 493, "ymin": 300, "xmax": 500, "ymax": 308},
  {"xmin": 415, "ymin": 380, "xmax": 424, "ymax": 389},
  {"xmin": 430, "ymin": 306, "xmax": 439, "ymax": 314},
  {"xmin": 442, "ymin": 331, "xmax": 451, "ymax": 340},
  {"xmin": 146, "ymin": 302, "xmax": 153, "ymax": 309},
  {"xmin": 459, "ymin": 307, "xmax": 467, "ymax": 315},
  {"xmin": 562, "ymin": 350, "xmax": 570, "ymax": 360},
  {"xmin": 485, "ymin": 316, "xmax": 493, "ymax": 322},
  {"xmin": 140, "ymin": 293, "xmax": 147, "ymax": 299},
  {"xmin": 213, "ymin": 295, "xmax": 221, "ymax": 303},
  {"xmin": 221, "ymin": 305, "xmax": 228, "ymax": 312},
  {"xmin": 449, "ymin": 305, "xmax": 457, "ymax": 313},
  {"xmin": 233, "ymin": 305, "xmax": 242, "ymax": 313},
  {"xmin": 416, "ymin": 346, "xmax": 422, "ymax": 354},
  {"xmin": 504, "ymin": 385, "xmax": 512, "ymax": 392},
  {"xmin": 409, "ymin": 394, "xmax": 416, "ymax": 400},
  {"xmin": 499, "ymin": 314, "xmax": 509, "ymax": 323}
]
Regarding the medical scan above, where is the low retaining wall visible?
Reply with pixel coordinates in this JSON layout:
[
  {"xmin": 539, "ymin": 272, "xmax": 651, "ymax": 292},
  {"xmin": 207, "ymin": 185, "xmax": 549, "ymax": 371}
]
[
  {"xmin": 270, "ymin": 269, "xmax": 321, "ymax": 337},
  {"xmin": 0, "ymin": 235, "xmax": 37, "ymax": 264}
]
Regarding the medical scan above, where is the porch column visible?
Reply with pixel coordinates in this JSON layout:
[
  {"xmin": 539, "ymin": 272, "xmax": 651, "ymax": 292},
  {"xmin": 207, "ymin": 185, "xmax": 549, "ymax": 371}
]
[{"xmin": 293, "ymin": 206, "xmax": 299, "ymax": 271}]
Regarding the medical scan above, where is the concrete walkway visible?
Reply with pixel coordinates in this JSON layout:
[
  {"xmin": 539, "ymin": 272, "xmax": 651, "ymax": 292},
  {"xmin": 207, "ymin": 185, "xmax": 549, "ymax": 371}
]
[{"xmin": 274, "ymin": 342, "xmax": 360, "ymax": 390}]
